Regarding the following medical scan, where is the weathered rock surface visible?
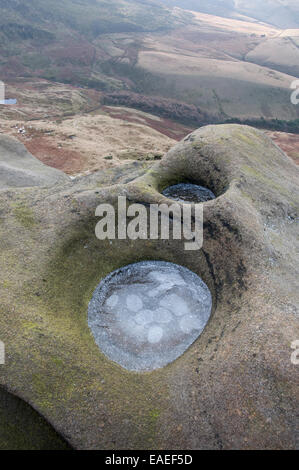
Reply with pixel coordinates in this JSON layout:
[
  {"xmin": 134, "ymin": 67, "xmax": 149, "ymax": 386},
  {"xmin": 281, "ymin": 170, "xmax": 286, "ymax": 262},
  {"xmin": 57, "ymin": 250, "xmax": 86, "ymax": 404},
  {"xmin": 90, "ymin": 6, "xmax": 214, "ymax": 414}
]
[
  {"xmin": 0, "ymin": 125, "xmax": 298, "ymax": 450},
  {"xmin": 0, "ymin": 134, "xmax": 69, "ymax": 189}
]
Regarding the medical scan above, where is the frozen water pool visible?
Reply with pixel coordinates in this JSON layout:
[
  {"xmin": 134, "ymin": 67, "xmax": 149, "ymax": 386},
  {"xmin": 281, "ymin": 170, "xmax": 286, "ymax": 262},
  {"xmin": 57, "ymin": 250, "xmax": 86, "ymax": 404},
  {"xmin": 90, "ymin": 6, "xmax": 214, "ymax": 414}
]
[
  {"xmin": 88, "ymin": 261, "xmax": 212, "ymax": 371},
  {"xmin": 162, "ymin": 183, "xmax": 215, "ymax": 203}
]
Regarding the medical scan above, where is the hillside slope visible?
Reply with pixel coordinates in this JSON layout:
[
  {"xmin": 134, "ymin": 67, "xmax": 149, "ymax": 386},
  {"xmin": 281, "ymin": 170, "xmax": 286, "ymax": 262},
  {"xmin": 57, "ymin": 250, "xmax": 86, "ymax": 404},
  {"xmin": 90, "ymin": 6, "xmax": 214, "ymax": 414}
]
[
  {"xmin": 0, "ymin": 0, "xmax": 298, "ymax": 126},
  {"xmin": 161, "ymin": 1, "xmax": 299, "ymax": 28}
]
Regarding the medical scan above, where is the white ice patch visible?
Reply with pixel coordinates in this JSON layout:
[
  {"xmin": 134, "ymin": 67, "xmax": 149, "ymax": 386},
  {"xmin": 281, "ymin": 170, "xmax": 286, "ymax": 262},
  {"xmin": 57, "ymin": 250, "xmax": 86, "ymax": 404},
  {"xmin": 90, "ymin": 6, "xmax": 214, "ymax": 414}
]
[
  {"xmin": 148, "ymin": 326, "xmax": 164, "ymax": 344},
  {"xmin": 147, "ymin": 288, "xmax": 161, "ymax": 298},
  {"xmin": 179, "ymin": 315, "xmax": 204, "ymax": 334},
  {"xmin": 88, "ymin": 261, "xmax": 212, "ymax": 371},
  {"xmin": 126, "ymin": 294, "xmax": 143, "ymax": 312},
  {"xmin": 153, "ymin": 308, "xmax": 173, "ymax": 324},
  {"xmin": 159, "ymin": 294, "xmax": 189, "ymax": 316},
  {"xmin": 134, "ymin": 310, "xmax": 154, "ymax": 326},
  {"xmin": 147, "ymin": 271, "xmax": 186, "ymax": 298},
  {"xmin": 105, "ymin": 294, "xmax": 119, "ymax": 308},
  {"xmin": 148, "ymin": 271, "xmax": 185, "ymax": 286},
  {"xmin": 125, "ymin": 318, "xmax": 147, "ymax": 340}
]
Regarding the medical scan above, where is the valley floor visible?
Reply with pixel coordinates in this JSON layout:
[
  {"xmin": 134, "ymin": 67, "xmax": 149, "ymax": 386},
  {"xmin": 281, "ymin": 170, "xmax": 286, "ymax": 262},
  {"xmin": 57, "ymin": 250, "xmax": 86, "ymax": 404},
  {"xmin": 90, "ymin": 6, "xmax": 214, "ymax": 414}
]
[{"xmin": 0, "ymin": 80, "xmax": 298, "ymax": 176}]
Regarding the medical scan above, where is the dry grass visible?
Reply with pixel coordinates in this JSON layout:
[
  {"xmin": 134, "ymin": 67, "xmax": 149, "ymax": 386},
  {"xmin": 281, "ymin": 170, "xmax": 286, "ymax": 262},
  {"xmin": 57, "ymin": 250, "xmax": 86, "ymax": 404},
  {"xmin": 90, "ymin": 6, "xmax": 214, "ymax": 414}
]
[
  {"xmin": 134, "ymin": 15, "xmax": 299, "ymax": 120},
  {"xmin": 266, "ymin": 131, "xmax": 299, "ymax": 165},
  {"xmin": 0, "ymin": 80, "xmax": 176, "ymax": 175},
  {"xmin": 246, "ymin": 36, "xmax": 299, "ymax": 76},
  {"xmin": 190, "ymin": 11, "xmax": 280, "ymax": 36},
  {"xmin": 0, "ymin": 111, "xmax": 175, "ymax": 176}
]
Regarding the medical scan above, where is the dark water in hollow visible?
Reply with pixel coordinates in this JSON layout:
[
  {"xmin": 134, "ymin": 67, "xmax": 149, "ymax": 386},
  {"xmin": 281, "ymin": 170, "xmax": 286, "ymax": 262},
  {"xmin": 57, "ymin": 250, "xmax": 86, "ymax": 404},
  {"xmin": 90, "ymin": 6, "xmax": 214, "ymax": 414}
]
[{"xmin": 162, "ymin": 183, "xmax": 216, "ymax": 203}]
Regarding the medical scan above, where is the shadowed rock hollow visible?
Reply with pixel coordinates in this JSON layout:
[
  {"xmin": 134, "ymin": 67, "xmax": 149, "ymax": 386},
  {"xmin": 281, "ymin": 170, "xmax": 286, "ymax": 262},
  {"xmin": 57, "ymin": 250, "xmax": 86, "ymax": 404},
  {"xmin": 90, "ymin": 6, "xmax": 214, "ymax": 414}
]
[
  {"xmin": 0, "ymin": 387, "xmax": 71, "ymax": 450},
  {"xmin": 0, "ymin": 124, "xmax": 298, "ymax": 450}
]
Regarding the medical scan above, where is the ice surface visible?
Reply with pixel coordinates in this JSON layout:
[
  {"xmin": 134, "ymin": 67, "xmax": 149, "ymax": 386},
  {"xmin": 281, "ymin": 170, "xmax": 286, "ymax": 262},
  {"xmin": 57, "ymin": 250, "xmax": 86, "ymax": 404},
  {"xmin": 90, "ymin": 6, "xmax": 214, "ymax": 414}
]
[
  {"xmin": 105, "ymin": 294, "xmax": 119, "ymax": 308},
  {"xmin": 148, "ymin": 271, "xmax": 185, "ymax": 286},
  {"xmin": 88, "ymin": 261, "xmax": 212, "ymax": 371},
  {"xmin": 179, "ymin": 315, "xmax": 204, "ymax": 334},
  {"xmin": 153, "ymin": 308, "xmax": 173, "ymax": 324},
  {"xmin": 126, "ymin": 294, "xmax": 143, "ymax": 312},
  {"xmin": 148, "ymin": 326, "xmax": 164, "ymax": 344},
  {"xmin": 134, "ymin": 310, "xmax": 154, "ymax": 326},
  {"xmin": 159, "ymin": 294, "xmax": 190, "ymax": 316},
  {"xmin": 147, "ymin": 272, "xmax": 185, "ymax": 298}
]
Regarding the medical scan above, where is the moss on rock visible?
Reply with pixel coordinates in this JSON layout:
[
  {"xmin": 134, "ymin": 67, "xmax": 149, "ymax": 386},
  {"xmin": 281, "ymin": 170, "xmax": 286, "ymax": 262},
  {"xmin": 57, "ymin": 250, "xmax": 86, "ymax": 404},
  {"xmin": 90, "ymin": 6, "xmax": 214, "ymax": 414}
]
[{"xmin": 0, "ymin": 125, "xmax": 298, "ymax": 449}]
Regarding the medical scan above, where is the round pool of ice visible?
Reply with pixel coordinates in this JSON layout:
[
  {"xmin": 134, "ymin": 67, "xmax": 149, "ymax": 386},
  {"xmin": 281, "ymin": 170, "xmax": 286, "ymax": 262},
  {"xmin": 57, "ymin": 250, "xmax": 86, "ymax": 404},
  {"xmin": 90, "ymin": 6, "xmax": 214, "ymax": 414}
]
[{"xmin": 88, "ymin": 261, "xmax": 212, "ymax": 371}]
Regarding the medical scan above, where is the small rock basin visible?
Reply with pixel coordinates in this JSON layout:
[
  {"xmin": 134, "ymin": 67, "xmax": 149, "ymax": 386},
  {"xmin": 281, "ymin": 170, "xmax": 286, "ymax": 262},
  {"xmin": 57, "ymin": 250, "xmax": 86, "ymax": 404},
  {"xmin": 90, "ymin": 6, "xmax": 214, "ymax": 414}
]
[
  {"xmin": 162, "ymin": 183, "xmax": 216, "ymax": 203},
  {"xmin": 88, "ymin": 261, "xmax": 212, "ymax": 371}
]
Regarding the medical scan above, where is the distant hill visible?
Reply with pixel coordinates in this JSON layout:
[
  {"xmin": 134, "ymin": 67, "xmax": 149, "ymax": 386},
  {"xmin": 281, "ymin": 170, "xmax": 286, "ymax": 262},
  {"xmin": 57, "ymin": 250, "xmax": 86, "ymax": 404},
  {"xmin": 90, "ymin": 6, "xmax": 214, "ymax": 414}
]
[
  {"xmin": 161, "ymin": 1, "xmax": 235, "ymax": 18},
  {"xmin": 161, "ymin": 0, "xmax": 299, "ymax": 28},
  {"xmin": 0, "ymin": 0, "xmax": 182, "ymax": 36},
  {"xmin": 0, "ymin": 0, "xmax": 298, "ymax": 127},
  {"xmin": 0, "ymin": 0, "xmax": 189, "ymax": 89}
]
